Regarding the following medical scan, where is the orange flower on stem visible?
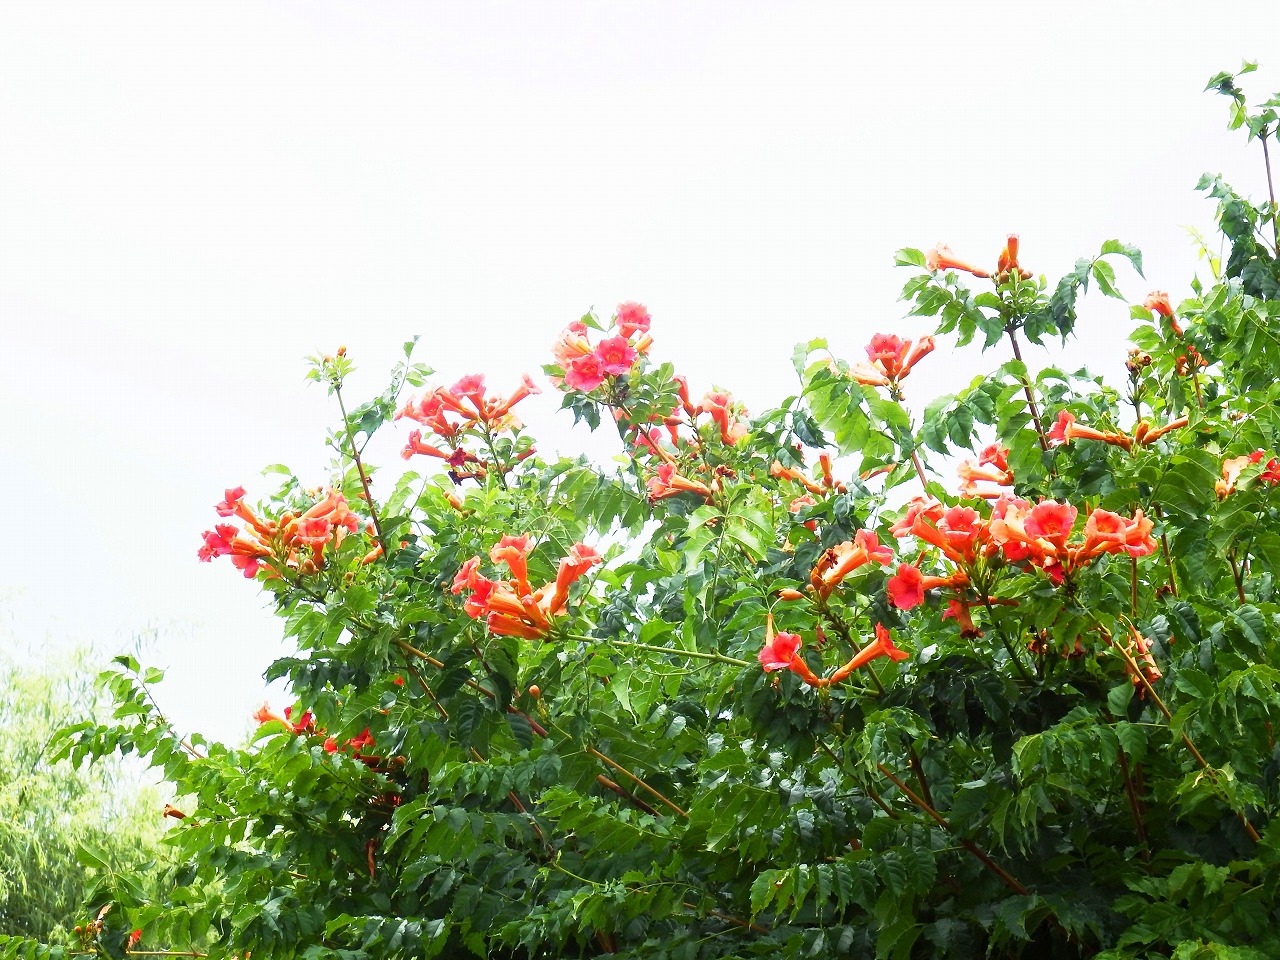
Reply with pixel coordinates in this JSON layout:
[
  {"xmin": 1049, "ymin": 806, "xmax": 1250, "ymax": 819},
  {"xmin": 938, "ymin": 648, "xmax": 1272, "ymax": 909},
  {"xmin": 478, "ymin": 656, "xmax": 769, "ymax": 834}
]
[
  {"xmin": 926, "ymin": 243, "xmax": 991, "ymax": 278},
  {"xmin": 811, "ymin": 530, "xmax": 894, "ymax": 600},
  {"xmin": 1143, "ymin": 291, "xmax": 1184, "ymax": 337},
  {"xmin": 828, "ymin": 624, "xmax": 910, "ymax": 683},
  {"xmin": 995, "ymin": 234, "xmax": 1032, "ymax": 281},
  {"xmin": 646, "ymin": 463, "xmax": 713, "ymax": 502},
  {"xmin": 758, "ymin": 615, "xmax": 821, "ymax": 686}
]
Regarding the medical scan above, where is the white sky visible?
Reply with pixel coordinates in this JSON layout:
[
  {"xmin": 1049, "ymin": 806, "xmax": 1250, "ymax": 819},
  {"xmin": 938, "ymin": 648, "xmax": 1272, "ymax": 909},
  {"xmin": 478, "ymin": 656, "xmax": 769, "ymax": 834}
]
[{"xmin": 3, "ymin": 1, "xmax": 1278, "ymax": 744}]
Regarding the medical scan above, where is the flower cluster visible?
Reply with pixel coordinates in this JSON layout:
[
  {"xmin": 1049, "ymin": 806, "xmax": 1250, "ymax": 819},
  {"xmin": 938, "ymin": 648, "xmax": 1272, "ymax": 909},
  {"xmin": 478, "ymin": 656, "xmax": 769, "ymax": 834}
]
[
  {"xmin": 759, "ymin": 616, "xmax": 908, "ymax": 688},
  {"xmin": 846, "ymin": 333, "xmax": 936, "ymax": 390},
  {"xmin": 198, "ymin": 486, "xmax": 372, "ymax": 577},
  {"xmin": 626, "ymin": 380, "xmax": 752, "ymax": 503},
  {"xmin": 1047, "ymin": 410, "xmax": 1189, "ymax": 451},
  {"xmin": 925, "ymin": 233, "xmax": 1030, "ymax": 283},
  {"xmin": 551, "ymin": 302, "xmax": 651, "ymax": 393},
  {"xmin": 397, "ymin": 373, "xmax": 540, "ymax": 480},
  {"xmin": 889, "ymin": 493, "xmax": 1157, "ymax": 600},
  {"xmin": 451, "ymin": 536, "xmax": 601, "ymax": 640},
  {"xmin": 252, "ymin": 702, "xmax": 389, "ymax": 767},
  {"xmin": 1217, "ymin": 449, "xmax": 1280, "ymax": 497}
]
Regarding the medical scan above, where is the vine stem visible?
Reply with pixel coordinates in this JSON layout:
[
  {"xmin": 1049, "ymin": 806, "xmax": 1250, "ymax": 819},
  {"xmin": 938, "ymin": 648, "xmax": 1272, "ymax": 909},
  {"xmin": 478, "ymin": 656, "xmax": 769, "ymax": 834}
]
[
  {"xmin": 977, "ymin": 594, "xmax": 1035, "ymax": 684},
  {"xmin": 577, "ymin": 635, "xmax": 751, "ymax": 668},
  {"xmin": 333, "ymin": 380, "xmax": 387, "ymax": 555},
  {"xmin": 876, "ymin": 764, "xmax": 1030, "ymax": 895},
  {"xmin": 1112, "ymin": 619, "xmax": 1262, "ymax": 843},
  {"xmin": 1005, "ymin": 328, "xmax": 1049, "ymax": 452},
  {"xmin": 1262, "ymin": 131, "xmax": 1279, "ymax": 252},
  {"xmin": 1229, "ymin": 552, "xmax": 1248, "ymax": 605},
  {"xmin": 1114, "ymin": 743, "xmax": 1150, "ymax": 854},
  {"xmin": 393, "ymin": 637, "xmax": 685, "ymax": 818},
  {"xmin": 1154, "ymin": 506, "xmax": 1180, "ymax": 598}
]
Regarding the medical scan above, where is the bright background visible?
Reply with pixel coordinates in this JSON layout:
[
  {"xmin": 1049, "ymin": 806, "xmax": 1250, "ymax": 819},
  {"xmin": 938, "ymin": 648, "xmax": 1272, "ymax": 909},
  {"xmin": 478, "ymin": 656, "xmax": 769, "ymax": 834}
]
[{"xmin": 3, "ymin": 1, "xmax": 1278, "ymax": 744}]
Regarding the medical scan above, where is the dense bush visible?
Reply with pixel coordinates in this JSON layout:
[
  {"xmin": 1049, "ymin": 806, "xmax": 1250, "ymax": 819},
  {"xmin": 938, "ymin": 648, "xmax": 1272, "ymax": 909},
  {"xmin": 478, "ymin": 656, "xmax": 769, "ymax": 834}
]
[{"xmin": 9, "ymin": 65, "xmax": 1280, "ymax": 959}]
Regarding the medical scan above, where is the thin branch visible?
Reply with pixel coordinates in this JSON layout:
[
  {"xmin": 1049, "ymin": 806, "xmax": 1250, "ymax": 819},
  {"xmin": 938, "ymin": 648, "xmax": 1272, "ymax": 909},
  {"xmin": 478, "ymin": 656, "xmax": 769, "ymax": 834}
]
[
  {"xmin": 333, "ymin": 380, "xmax": 387, "ymax": 555},
  {"xmin": 877, "ymin": 763, "xmax": 1029, "ymax": 895}
]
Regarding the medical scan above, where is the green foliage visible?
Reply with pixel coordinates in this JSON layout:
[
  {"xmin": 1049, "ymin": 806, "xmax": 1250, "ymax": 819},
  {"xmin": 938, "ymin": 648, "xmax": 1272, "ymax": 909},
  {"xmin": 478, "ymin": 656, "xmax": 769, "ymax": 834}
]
[
  {"xmin": 35, "ymin": 70, "xmax": 1280, "ymax": 959},
  {"xmin": 0, "ymin": 649, "xmax": 168, "ymax": 942}
]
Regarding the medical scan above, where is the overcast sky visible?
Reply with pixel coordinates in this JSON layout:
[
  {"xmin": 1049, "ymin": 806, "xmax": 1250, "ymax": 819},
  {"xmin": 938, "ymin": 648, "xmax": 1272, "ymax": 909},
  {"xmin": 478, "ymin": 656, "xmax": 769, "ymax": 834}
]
[{"xmin": 3, "ymin": 1, "xmax": 1278, "ymax": 744}]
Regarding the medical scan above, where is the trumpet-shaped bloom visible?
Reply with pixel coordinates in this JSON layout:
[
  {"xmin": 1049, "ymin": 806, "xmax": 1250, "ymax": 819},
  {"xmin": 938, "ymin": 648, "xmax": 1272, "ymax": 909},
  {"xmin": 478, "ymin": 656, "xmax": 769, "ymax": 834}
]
[
  {"xmin": 1023, "ymin": 501, "xmax": 1078, "ymax": 551},
  {"xmin": 1143, "ymin": 291, "xmax": 1184, "ymax": 335},
  {"xmin": 253, "ymin": 702, "xmax": 297, "ymax": 732},
  {"xmin": 564, "ymin": 352, "xmax": 608, "ymax": 392},
  {"xmin": 758, "ymin": 629, "xmax": 803, "ymax": 672},
  {"xmin": 887, "ymin": 563, "xmax": 925, "ymax": 610},
  {"xmin": 829, "ymin": 624, "xmax": 910, "ymax": 682},
  {"xmin": 548, "ymin": 542, "xmax": 602, "ymax": 614},
  {"xmin": 926, "ymin": 243, "xmax": 991, "ymax": 278},
  {"xmin": 215, "ymin": 486, "xmax": 248, "ymax": 517},
  {"xmin": 978, "ymin": 443, "xmax": 1009, "ymax": 471},
  {"xmin": 595, "ymin": 336, "xmax": 638, "ymax": 375},
  {"xmin": 1047, "ymin": 410, "xmax": 1075, "ymax": 447},
  {"xmin": 616, "ymin": 302, "xmax": 651, "ymax": 339},
  {"xmin": 812, "ymin": 530, "xmax": 894, "ymax": 598},
  {"xmin": 490, "ymin": 535, "xmax": 534, "ymax": 594},
  {"xmin": 646, "ymin": 462, "xmax": 713, "ymax": 501}
]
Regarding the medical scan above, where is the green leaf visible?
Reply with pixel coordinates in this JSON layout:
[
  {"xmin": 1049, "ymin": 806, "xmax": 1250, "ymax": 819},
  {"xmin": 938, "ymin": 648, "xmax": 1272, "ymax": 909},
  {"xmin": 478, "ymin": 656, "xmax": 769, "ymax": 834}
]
[{"xmin": 1101, "ymin": 239, "xmax": 1145, "ymax": 278}]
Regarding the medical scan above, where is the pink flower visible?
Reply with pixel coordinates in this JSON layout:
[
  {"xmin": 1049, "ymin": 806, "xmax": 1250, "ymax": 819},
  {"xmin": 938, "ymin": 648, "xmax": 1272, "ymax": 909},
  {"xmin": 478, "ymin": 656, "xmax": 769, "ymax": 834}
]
[
  {"xmin": 564, "ymin": 352, "xmax": 607, "ymax": 392},
  {"xmin": 887, "ymin": 563, "xmax": 925, "ymax": 610},
  {"xmin": 548, "ymin": 542, "xmax": 603, "ymax": 614},
  {"xmin": 1023, "ymin": 501, "xmax": 1078, "ymax": 550},
  {"xmin": 450, "ymin": 556, "xmax": 484, "ymax": 594},
  {"xmin": 230, "ymin": 555, "xmax": 266, "ymax": 578},
  {"xmin": 616, "ymin": 302, "xmax": 651, "ymax": 339},
  {"xmin": 759, "ymin": 629, "xmax": 803, "ymax": 672},
  {"xmin": 978, "ymin": 443, "xmax": 1009, "ymax": 471},
  {"xmin": 595, "ymin": 336, "xmax": 638, "ymax": 375},
  {"xmin": 1047, "ymin": 410, "xmax": 1075, "ymax": 447},
  {"xmin": 214, "ymin": 486, "xmax": 247, "ymax": 517},
  {"xmin": 450, "ymin": 374, "xmax": 486, "ymax": 399},
  {"xmin": 490, "ymin": 535, "xmax": 534, "ymax": 593},
  {"xmin": 552, "ymin": 325, "xmax": 595, "ymax": 366},
  {"xmin": 197, "ymin": 524, "xmax": 238, "ymax": 561}
]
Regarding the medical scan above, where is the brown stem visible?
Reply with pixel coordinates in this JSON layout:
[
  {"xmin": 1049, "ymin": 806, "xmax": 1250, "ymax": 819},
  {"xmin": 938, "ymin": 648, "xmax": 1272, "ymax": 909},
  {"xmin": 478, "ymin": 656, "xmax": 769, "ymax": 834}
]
[
  {"xmin": 1006, "ymin": 328, "xmax": 1049, "ymax": 452},
  {"xmin": 1154, "ymin": 504, "xmax": 1180, "ymax": 598},
  {"xmin": 909, "ymin": 449, "xmax": 930, "ymax": 489},
  {"xmin": 333, "ymin": 381, "xmax": 387, "ymax": 555},
  {"xmin": 1115, "ymin": 745, "xmax": 1150, "ymax": 853},
  {"xmin": 587, "ymin": 746, "xmax": 688, "ymax": 818},
  {"xmin": 396, "ymin": 638, "xmax": 674, "ymax": 817},
  {"xmin": 1229, "ymin": 552, "xmax": 1247, "ymax": 605},
  {"xmin": 681, "ymin": 901, "xmax": 770, "ymax": 934},
  {"xmin": 596, "ymin": 775, "xmax": 660, "ymax": 817},
  {"xmin": 907, "ymin": 746, "xmax": 935, "ymax": 811},
  {"xmin": 1263, "ymin": 132, "xmax": 1279, "ymax": 252},
  {"xmin": 877, "ymin": 763, "xmax": 1029, "ymax": 895},
  {"xmin": 1114, "ymin": 629, "xmax": 1262, "ymax": 843}
]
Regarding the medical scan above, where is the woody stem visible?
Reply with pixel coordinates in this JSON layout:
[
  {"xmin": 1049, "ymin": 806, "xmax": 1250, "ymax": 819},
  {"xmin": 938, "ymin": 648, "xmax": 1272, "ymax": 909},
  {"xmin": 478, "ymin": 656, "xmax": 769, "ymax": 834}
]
[
  {"xmin": 978, "ymin": 594, "xmax": 1035, "ymax": 684},
  {"xmin": 1262, "ymin": 131, "xmax": 1279, "ymax": 252},
  {"xmin": 333, "ymin": 383, "xmax": 387, "ymax": 554},
  {"xmin": 1112, "ymin": 627, "xmax": 1262, "ymax": 843},
  {"xmin": 876, "ymin": 763, "xmax": 1029, "ymax": 895},
  {"xmin": 1005, "ymin": 328, "xmax": 1049, "ymax": 452}
]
